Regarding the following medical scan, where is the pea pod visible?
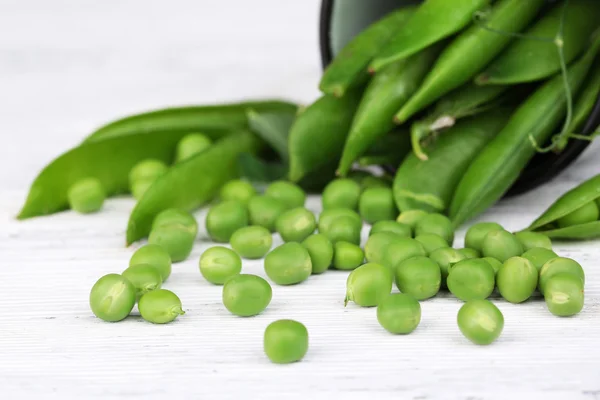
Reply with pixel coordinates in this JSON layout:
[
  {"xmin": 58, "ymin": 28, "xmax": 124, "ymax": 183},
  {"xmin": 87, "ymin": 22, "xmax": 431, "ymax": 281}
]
[
  {"xmin": 84, "ymin": 100, "xmax": 297, "ymax": 142},
  {"xmin": 336, "ymin": 44, "xmax": 442, "ymax": 176},
  {"xmin": 522, "ymin": 174, "xmax": 600, "ymax": 239},
  {"xmin": 126, "ymin": 131, "xmax": 262, "ymax": 244},
  {"xmin": 319, "ymin": 7, "xmax": 416, "ymax": 97},
  {"xmin": 393, "ymin": 108, "xmax": 511, "ymax": 213},
  {"xmin": 449, "ymin": 36, "xmax": 600, "ymax": 227},
  {"xmin": 476, "ymin": 0, "xmax": 600, "ymax": 85},
  {"xmin": 395, "ymin": 0, "xmax": 546, "ymax": 123},
  {"xmin": 288, "ymin": 90, "xmax": 363, "ymax": 183},
  {"xmin": 369, "ymin": 0, "xmax": 490, "ymax": 73}
]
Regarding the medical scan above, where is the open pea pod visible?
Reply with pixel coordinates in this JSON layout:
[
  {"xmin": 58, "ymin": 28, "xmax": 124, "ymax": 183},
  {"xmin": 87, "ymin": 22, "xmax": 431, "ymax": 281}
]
[
  {"xmin": 126, "ymin": 131, "xmax": 263, "ymax": 244},
  {"xmin": 523, "ymin": 174, "xmax": 600, "ymax": 239},
  {"xmin": 84, "ymin": 100, "xmax": 297, "ymax": 143}
]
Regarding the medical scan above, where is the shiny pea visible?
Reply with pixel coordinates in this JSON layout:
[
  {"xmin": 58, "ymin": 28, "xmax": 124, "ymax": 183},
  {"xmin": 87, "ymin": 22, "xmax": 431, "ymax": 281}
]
[
  {"xmin": 515, "ymin": 231, "xmax": 553, "ymax": 251},
  {"xmin": 414, "ymin": 213, "xmax": 454, "ymax": 245},
  {"xmin": 219, "ymin": 179, "xmax": 257, "ymax": 205},
  {"xmin": 322, "ymin": 179, "xmax": 362, "ymax": 210},
  {"xmin": 377, "ymin": 293, "xmax": 421, "ymax": 334},
  {"xmin": 67, "ymin": 177, "xmax": 106, "ymax": 214},
  {"xmin": 457, "ymin": 248, "xmax": 481, "ymax": 260},
  {"xmin": 396, "ymin": 210, "xmax": 428, "ymax": 230},
  {"xmin": 148, "ymin": 224, "xmax": 195, "ymax": 263},
  {"xmin": 345, "ymin": 263, "xmax": 393, "ymax": 307},
  {"xmin": 318, "ymin": 208, "xmax": 362, "ymax": 235},
  {"xmin": 481, "ymin": 230, "xmax": 523, "ymax": 263},
  {"xmin": 333, "ymin": 241, "xmax": 364, "ymax": 271},
  {"xmin": 464, "ymin": 222, "xmax": 504, "ymax": 253},
  {"xmin": 265, "ymin": 180, "xmax": 306, "ymax": 209},
  {"xmin": 301, "ymin": 234, "xmax": 334, "ymax": 274},
  {"xmin": 199, "ymin": 246, "xmax": 242, "ymax": 285},
  {"xmin": 325, "ymin": 215, "xmax": 362, "ymax": 245},
  {"xmin": 275, "ymin": 207, "xmax": 316, "ymax": 243},
  {"xmin": 364, "ymin": 232, "xmax": 400, "ymax": 264},
  {"xmin": 430, "ymin": 247, "xmax": 466, "ymax": 287},
  {"xmin": 152, "ymin": 208, "xmax": 198, "ymax": 237},
  {"xmin": 370, "ymin": 221, "xmax": 411, "ymax": 238},
  {"xmin": 447, "ymin": 259, "xmax": 495, "ymax": 301},
  {"xmin": 205, "ymin": 200, "xmax": 249, "ymax": 243},
  {"xmin": 481, "ymin": 257, "xmax": 503, "ymax": 276},
  {"xmin": 264, "ymin": 320, "xmax": 308, "ymax": 364},
  {"xmin": 359, "ymin": 187, "xmax": 398, "ymax": 224},
  {"xmin": 521, "ymin": 247, "xmax": 558, "ymax": 273},
  {"xmin": 175, "ymin": 133, "xmax": 212, "ymax": 162},
  {"xmin": 247, "ymin": 195, "xmax": 286, "ymax": 232},
  {"xmin": 539, "ymin": 257, "xmax": 585, "ymax": 295},
  {"xmin": 557, "ymin": 201, "xmax": 599, "ymax": 228},
  {"xmin": 129, "ymin": 244, "xmax": 172, "ymax": 281},
  {"xmin": 496, "ymin": 257, "xmax": 538, "ymax": 304},
  {"xmin": 89, "ymin": 274, "xmax": 136, "ymax": 322},
  {"xmin": 415, "ymin": 233, "xmax": 449, "ymax": 255},
  {"xmin": 394, "ymin": 256, "xmax": 441, "ymax": 301},
  {"xmin": 222, "ymin": 274, "xmax": 272, "ymax": 316},
  {"xmin": 381, "ymin": 237, "xmax": 427, "ymax": 271},
  {"xmin": 128, "ymin": 159, "xmax": 168, "ymax": 199},
  {"xmin": 264, "ymin": 243, "xmax": 312, "ymax": 285},
  {"xmin": 230, "ymin": 226, "xmax": 273, "ymax": 259},
  {"xmin": 138, "ymin": 289, "xmax": 185, "ymax": 324},
  {"xmin": 544, "ymin": 273, "xmax": 584, "ymax": 317},
  {"xmin": 457, "ymin": 300, "xmax": 504, "ymax": 345},
  {"xmin": 122, "ymin": 264, "xmax": 163, "ymax": 300}
]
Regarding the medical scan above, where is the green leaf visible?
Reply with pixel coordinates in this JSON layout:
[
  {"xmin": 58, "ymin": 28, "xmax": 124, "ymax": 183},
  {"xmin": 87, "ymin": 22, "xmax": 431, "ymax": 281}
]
[{"xmin": 247, "ymin": 108, "xmax": 296, "ymax": 163}]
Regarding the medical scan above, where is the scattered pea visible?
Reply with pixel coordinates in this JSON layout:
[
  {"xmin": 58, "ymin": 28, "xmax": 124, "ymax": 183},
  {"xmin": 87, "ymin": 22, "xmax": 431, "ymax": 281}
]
[
  {"xmin": 302, "ymin": 234, "xmax": 334, "ymax": 274},
  {"xmin": 175, "ymin": 133, "xmax": 212, "ymax": 162},
  {"xmin": 447, "ymin": 259, "xmax": 495, "ymax": 302},
  {"xmin": 122, "ymin": 264, "xmax": 163, "ymax": 299},
  {"xmin": 396, "ymin": 210, "xmax": 428, "ymax": 230},
  {"xmin": 364, "ymin": 232, "xmax": 400, "ymax": 264},
  {"xmin": 67, "ymin": 177, "xmax": 106, "ymax": 214},
  {"xmin": 429, "ymin": 247, "xmax": 466, "ymax": 287},
  {"xmin": 481, "ymin": 230, "xmax": 523, "ymax": 263},
  {"xmin": 395, "ymin": 256, "xmax": 441, "ymax": 300},
  {"xmin": 199, "ymin": 246, "xmax": 242, "ymax": 285},
  {"xmin": 481, "ymin": 257, "xmax": 503, "ymax": 276},
  {"xmin": 129, "ymin": 244, "xmax": 172, "ymax": 281},
  {"xmin": 275, "ymin": 207, "xmax": 317, "ymax": 243},
  {"xmin": 539, "ymin": 257, "xmax": 585, "ymax": 295},
  {"xmin": 325, "ymin": 215, "xmax": 362, "ymax": 245},
  {"xmin": 222, "ymin": 274, "xmax": 272, "ymax": 316},
  {"xmin": 544, "ymin": 272, "xmax": 584, "ymax": 317},
  {"xmin": 264, "ymin": 320, "xmax": 308, "ymax": 364},
  {"xmin": 415, "ymin": 233, "xmax": 449, "ymax": 255},
  {"xmin": 89, "ymin": 274, "xmax": 136, "ymax": 322},
  {"xmin": 265, "ymin": 180, "xmax": 306, "ymax": 209},
  {"xmin": 377, "ymin": 293, "xmax": 421, "ymax": 334},
  {"xmin": 230, "ymin": 226, "xmax": 273, "ymax": 259},
  {"xmin": 333, "ymin": 241, "xmax": 364, "ymax": 270},
  {"xmin": 464, "ymin": 222, "xmax": 504, "ymax": 253},
  {"xmin": 515, "ymin": 231, "xmax": 553, "ymax": 251},
  {"xmin": 138, "ymin": 289, "xmax": 185, "ymax": 324},
  {"xmin": 205, "ymin": 200, "xmax": 249, "ymax": 242},
  {"xmin": 345, "ymin": 263, "xmax": 393, "ymax": 307},
  {"xmin": 457, "ymin": 248, "xmax": 481, "ymax": 260},
  {"xmin": 318, "ymin": 208, "xmax": 362, "ymax": 235},
  {"xmin": 370, "ymin": 220, "xmax": 411, "ymax": 238},
  {"xmin": 128, "ymin": 159, "xmax": 168, "ymax": 199},
  {"xmin": 457, "ymin": 300, "xmax": 504, "ymax": 345},
  {"xmin": 322, "ymin": 178, "xmax": 362, "ymax": 210},
  {"xmin": 521, "ymin": 247, "xmax": 558, "ymax": 273},
  {"xmin": 264, "ymin": 243, "xmax": 312, "ymax": 285},
  {"xmin": 219, "ymin": 179, "xmax": 257, "ymax": 205},
  {"xmin": 148, "ymin": 224, "xmax": 195, "ymax": 263},
  {"xmin": 557, "ymin": 201, "xmax": 599, "ymax": 228},
  {"xmin": 414, "ymin": 213, "xmax": 454, "ymax": 245},
  {"xmin": 496, "ymin": 257, "xmax": 538, "ymax": 304},
  {"xmin": 248, "ymin": 195, "xmax": 287, "ymax": 232},
  {"xmin": 359, "ymin": 187, "xmax": 398, "ymax": 224},
  {"xmin": 152, "ymin": 208, "xmax": 198, "ymax": 237},
  {"xmin": 381, "ymin": 237, "xmax": 427, "ymax": 271}
]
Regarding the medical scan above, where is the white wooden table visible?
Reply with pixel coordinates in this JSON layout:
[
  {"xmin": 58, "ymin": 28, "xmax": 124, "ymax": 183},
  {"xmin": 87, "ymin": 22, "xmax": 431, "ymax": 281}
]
[{"xmin": 1, "ymin": 1, "xmax": 599, "ymax": 399}]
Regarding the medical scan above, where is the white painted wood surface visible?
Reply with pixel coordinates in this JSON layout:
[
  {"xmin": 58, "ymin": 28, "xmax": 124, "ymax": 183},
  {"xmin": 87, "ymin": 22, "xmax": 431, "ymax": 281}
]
[{"xmin": 1, "ymin": 1, "xmax": 599, "ymax": 399}]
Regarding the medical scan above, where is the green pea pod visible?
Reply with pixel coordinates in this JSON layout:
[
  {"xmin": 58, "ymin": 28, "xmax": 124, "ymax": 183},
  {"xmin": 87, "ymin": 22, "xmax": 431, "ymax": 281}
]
[
  {"xmin": 395, "ymin": 0, "xmax": 546, "ymax": 123},
  {"xmin": 359, "ymin": 129, "xmax": 412, "ymax": 167},
  {"xmin": 394, "ymin": 108, "xmax": 512, "ymax": 213},
  {"xmin": 126, "ymin": 131, "xmax": 262, "ymax": 244},
  {"xmin": 410, "ymin": 82, "xmax": 510, "ymax": 160},
  {"xmin": 522, "ymin": 174, "xmax": 600, "ymax": 240},
  {"xmin": 17, "ymin": 130, "xmax": 203, "ymax": 219},
  {"xmin": 449, "ymin": 36, "xmax": 600, "ymax": 227},
  {"xmin": 84, "ymin": 100, "xmax": 297, "ymax": 142},
  {"xmin": 337, "ymin": 44, "xmax": 443, "ymax": 176},
  {"xmin": 319, "ymin": 7, "xmax": 416, "ymax": 97},
  {"xmin": 288, "ymin": 89, "xmax": 363, "ymax": 183},
  {"xmin": 369, "ymin": 0, "xmax": 490, "ymax": 72},
  {"xmin": 476, "ymin": 0, "xmax": 600, "ymax": 85}
]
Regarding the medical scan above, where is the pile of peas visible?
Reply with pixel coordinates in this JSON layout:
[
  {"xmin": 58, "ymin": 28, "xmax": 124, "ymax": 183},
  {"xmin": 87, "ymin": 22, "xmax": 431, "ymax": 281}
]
[{"xmin": 89, "ymin": 176, "xmax": 586, "ymax": 362}]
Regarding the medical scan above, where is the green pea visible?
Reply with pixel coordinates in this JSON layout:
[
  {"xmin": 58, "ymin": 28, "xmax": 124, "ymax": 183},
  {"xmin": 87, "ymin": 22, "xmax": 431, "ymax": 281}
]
[
  {"xmin": 264, "ymin": 319, "xmax": 308, "ymax": 364},
  {"xmin": 205, "ymin": 200, "xmax": 249, "ymax": 242},
  {"xmin": 345, "ymin": 263, "xmax": 393, "ymax": 307},
  {"xmin": 89, "ymin": 274, "xmax": 136, "ymax": 322},
  {"xmin": 219, "ymin": 179, "xmax": 257, "ymax": 205},
  {"xmin": 414, "ymin": 213, "xmax": 454, "ymax": 245},
  {"xmin": 364, "ymin": 232, "xmax": 400, "ymax": 264},
  {"xmin": 122, "ymin": 264, "xmax": 163, "ymax": 300},
  {"xmin": 464, "ymin": 222, "xmax": 504, "ymax": 252},
  {"xmin": 129, "ymin": 244, "xmax": 172, "ymax": 281},
  {"xmin": 395, "ymin": 256, "xmax": 441, "ymax": 300},
  {"xmin": 302, "ymin": 234, "xmax": 334, "ymax": 274},
  {"xmin": 381, "ymin": 237, "xmax": 427, "ymax": 271},
  {"xmin": 481, "ymin": 257, "xmax": 502, "ymax": 276},
  {"xmin": 396, "ymin": 210, "xmax": 428, "ymax": 230},
  {"xmin": 67, "ymin": 177, "xmax": 106, "ymax": 214},
  {"xmin": 175, "ymin": 133, "xmax": 212, "ymax": 162},
  {"xmin": 222, "ymin": 274, "xmax": 272, "ymax": 317},
  {"xmin": 333, "ymin": 241, "xmax": 364, "ymax": 270},
  {"xmin": 264, "ymin": 243, "xmax": 312, "ymax": 285},
  {"xmin": 130, "ymin": 181, "xmax": 154, "ymax": 201},
  {"xmin": 447, "ymin": 259, "xmax": 495, "ymax": 301},
  {"xmin": 265, "ymin": 180, "xmax": 306, "ymax": 209},
  {"xmin": 128, "ymin": 159, "xmax": 168, "ymax": 199},
  {"xmin": 557, "ymin": 201, "xmax": 599, "ymax": 228},
  {"xmin": 481, "ymin": 230, "xmax": 523, "ymax": 263},
  {"xmin": 457, "ymin": 299, "xmax": 504, "ymax": 345},
  {"xmin": 138, "ymin": 289, "xmax": 185, "ymax": 324},
  {"xmin": 496, "ymin": 257, "xmax": 538, "ymax": 304},
  {"xmin": 514, "ymin": 231, "xmax": 553, "ymax": 251},
  {"xmin": 544, "ymin": 272, "xmax": 584, "ymax": 317},
  {"xmin": 457, "ymin": 248, "xmax": 481, "ymax": 260},
  {"xmin": 199, "ymin": 246, "xmax": 242, "ymax": 285},
  {"xmin": 247, "ymin": 195, "xmax": 287, "ymax": 232},
  {"xmin": 230, "ymin": 226, "xmax": 273, "ymax": 259},
  {"xmin": 148, "ymin": 224, "xmax": 195, "ymax": 263},
  {"xmin": 275, "ymin": 207, "xmax": 316, "ymax": 243},
  {"xmin": 359, "ymin": 187, "xmax": 398, "ymax": 224},
  {"xmin": 361, "ymin": 175, "xmax": 392, "ymax": 189},
  {"xmin": 318, "ymin": 208, "xmax": 362, "ymax": 234},
  {"xmin": 539, "ymin": 257, "xmax": 585, "ymax": 295},
  {"xmin": 325, "ymin": 215, "xmax": 362, "ymax": 245},
  {"xmin": 415, "ymin": 233, "xmax": 449, "ymax": 255},
  {"xmin": 429, "ymin": 247, "xmax": 466, "ymax": 287},
  {"xmin": 521, "ymin": 247, "xmax": 558, "ymax": 273},
  {"xmin": 370, "ymin": 220, "xmax": 411, "ymax": 238},
  {"xmin": 152, "ymin": 208, "xmax": 198, "ymax": 237},
  {"xmin": 377, "ymin": 293, "xmax": 421, "ymax": 334},
  {"xmin": 322, "ymin": 179, "xmax": 362, "ymax": 210}
]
